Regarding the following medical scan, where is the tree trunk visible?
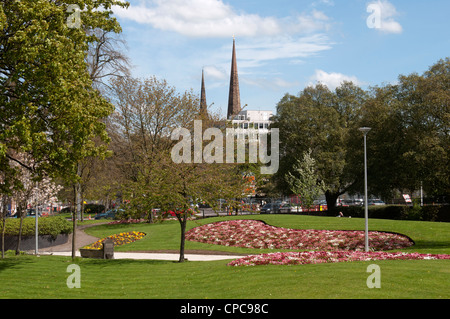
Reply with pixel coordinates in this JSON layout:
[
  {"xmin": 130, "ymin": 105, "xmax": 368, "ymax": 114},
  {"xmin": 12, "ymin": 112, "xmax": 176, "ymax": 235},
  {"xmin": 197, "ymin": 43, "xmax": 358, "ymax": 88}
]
[
  {"xmin": 72, "ymin": 212, "xmax": 77, "ymax": 260},
  {"xmin": 178, "ymin": 216, "xmax": 187, "ymax": 263},
  {"xmin": 16, "ymin": 214, "xmax": 24, "ymax": 255},
  {"xmin": 1, "ymin": 197, "xmax": 7, "ymax": 258},
  {"xmin": 75, "ymin": 163, "xmax": 82, "ymax": 221},
  {"xmin": 72, "ymin": 185, "xmax": 78, "ymax": 260},
  {"xmin": 81, "ymin": 196, "xmax": 85, "ymax": 222},
  {"xmin": 325, "ymin": 190, "xmax": 339, "ymax": 213},
  {"xmin": 1, "ymin": 216, "xmax": 5, "ymax": 259},
  {"xmin": 75, "ymin": 182, "xmax": 82, "ymax": 221}
]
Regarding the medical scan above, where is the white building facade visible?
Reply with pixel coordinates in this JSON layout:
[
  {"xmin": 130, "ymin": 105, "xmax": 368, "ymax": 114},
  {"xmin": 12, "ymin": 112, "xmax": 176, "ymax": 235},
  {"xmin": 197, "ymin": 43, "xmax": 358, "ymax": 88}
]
[{"xmin": 230, "ymin": 110, "xmax": 274, "ymax": 136}]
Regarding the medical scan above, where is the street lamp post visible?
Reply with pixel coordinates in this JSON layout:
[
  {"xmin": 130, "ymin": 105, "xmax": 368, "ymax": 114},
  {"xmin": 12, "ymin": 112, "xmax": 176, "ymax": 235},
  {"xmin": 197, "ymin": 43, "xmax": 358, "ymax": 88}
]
[{"xmin": 359, "ymin": 127, "xmax": 371, "ymax": 252}]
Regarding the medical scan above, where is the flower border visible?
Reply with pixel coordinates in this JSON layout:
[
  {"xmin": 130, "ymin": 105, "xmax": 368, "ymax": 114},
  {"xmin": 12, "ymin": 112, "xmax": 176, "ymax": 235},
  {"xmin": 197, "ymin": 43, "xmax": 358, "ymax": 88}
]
[
  {"xmin": 186, "ymin": 219, "xmax": 414, "ymax": 251},
  {"xmin": 228, "ymin": 251, "xmax": 450, "ymax": 266},
  {"xmin": 83, "ymin": 231, "xmax": 146, "ymax": 250}
]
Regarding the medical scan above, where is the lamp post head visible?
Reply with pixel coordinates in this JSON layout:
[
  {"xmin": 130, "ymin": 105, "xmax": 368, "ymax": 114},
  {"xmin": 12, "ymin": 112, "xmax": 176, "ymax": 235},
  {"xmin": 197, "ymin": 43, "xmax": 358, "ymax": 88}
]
[{"xmin": 359, "ymin": 127, "xmax": 371, "ymax": 135}]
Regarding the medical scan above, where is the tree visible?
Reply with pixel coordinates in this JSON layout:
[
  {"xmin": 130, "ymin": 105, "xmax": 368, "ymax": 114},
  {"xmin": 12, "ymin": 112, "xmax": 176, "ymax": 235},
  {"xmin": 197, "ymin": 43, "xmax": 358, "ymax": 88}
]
[
  {"xmin": 0, "ymin": 0, "xmax": 129, "ymax": 259},
  {"xmin": 272, "ymin": 82, "xmax": 366, "ymax": 210},
  {"xmin": 285, "ymin": 149, "xmax": 325, "ymax": 209},
  {"xmin": 71, "ymin": 28, "xmax": 130, "ymax": 222},
  {"xmin": 359, "ymin": 58, "xmax": 450, "ymax": 199},
  {"xmin": 125, "ymin": 148, "xmax": 245, "ymax": 263},
  {"xmin": 11, "ymin": 157, "xmax": 61, "ymax": 255},
  {"xmin": 86, "ymin": 28, "xmax": 130, "ymax": 93},
  {"xmin": 109, "ymin": 75, "xmax": 247, "ymax": 261},
  {"xmin": 1, "ymin": 0, "xmax": 127, "ymax": 181},
  {"xmin": 273, "ymin": 57, "xmax": 449, "ymax": 207},
  {"xmin": 0, "ymin": 194, "xmax": 8, "ymax": 259}
]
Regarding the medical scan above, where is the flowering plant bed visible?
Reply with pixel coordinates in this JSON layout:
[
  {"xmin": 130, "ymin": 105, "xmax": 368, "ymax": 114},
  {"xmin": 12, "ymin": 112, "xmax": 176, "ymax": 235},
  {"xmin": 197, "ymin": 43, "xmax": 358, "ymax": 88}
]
[
  {"xmin": 186, "ymin": 219, "xmax": 414, "ymax": 251},
  {"xmin": 228, "ymin": 251, "xmax": 450, "ymax": 266},
  {"xmin": 83, "ymin": 231, "xmax": 146, "ymax": 250},
  {"xmin": 108, "ymin": 219, "xmax": 146, "ymax": 225}
]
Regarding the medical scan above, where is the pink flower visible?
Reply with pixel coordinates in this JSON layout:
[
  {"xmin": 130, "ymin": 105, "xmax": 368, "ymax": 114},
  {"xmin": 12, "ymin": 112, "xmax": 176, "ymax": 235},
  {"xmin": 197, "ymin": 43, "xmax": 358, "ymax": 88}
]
[
  {"xmin": 186, "ymin": 220, "xmax": 414, "ymax": 251},
  {"xmin": 227, "ymin": 251, "xmax": 450, "ymax": 266}
]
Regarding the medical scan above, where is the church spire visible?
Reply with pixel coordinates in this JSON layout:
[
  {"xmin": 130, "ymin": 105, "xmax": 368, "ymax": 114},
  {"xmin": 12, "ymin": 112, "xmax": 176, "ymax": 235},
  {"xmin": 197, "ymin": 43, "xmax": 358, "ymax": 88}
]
[
  {"xmin": 200, "ymin": 69, "xmax": 207, "ymax": 114},
  {"xmin": 227, "ymin": 37, "xmax": 241, "ymax": 120}
]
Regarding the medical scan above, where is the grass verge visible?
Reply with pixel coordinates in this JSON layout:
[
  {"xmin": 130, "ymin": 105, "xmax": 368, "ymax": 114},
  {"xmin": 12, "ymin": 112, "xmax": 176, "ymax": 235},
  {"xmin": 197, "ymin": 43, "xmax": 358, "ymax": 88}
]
[{"xmin": 0, "ymin": 215, "xmax": 449, "ymax": 299}]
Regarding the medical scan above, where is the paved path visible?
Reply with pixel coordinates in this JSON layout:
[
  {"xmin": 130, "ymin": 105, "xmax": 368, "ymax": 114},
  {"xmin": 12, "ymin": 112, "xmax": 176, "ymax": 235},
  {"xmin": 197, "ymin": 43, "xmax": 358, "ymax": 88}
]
[
  {"xmin": 45, "ymin": 251, "xmax": 244, "ymax": 261},
  {"xmin": 36, "ymin": 223, "xmax": 245, "ymax": 261}
]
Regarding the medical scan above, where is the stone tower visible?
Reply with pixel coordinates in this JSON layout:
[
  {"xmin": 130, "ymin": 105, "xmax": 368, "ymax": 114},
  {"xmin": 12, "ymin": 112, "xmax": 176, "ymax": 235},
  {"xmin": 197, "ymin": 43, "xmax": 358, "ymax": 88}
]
[
  {"xmin": 200, "ymin": 69, "xmax": 207, "ymax": 114},
  {"xmin": 227, "ymin": 37, "xmax": 241, "ymax": 120}
]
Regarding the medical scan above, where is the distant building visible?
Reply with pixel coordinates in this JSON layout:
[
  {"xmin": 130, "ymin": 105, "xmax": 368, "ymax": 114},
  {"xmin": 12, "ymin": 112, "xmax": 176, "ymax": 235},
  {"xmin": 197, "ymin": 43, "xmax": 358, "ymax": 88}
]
[
  {"xmin": 200, "ymin": 38, "xmax": 274, "ymax": 136},
  {"xmin": 230, "ymin": 110, "xmax": 273, "ymax": 135},
  {"xmin": 227, "ymin": 37, "xmax": 241, "ymax": 120},
  {"xmin": 200, "ymin": 69, "xmax": 207, "ymax": 115},
  {"xmin": 225, "ymin": 38, "xmax": 273, "ymax": 137}
]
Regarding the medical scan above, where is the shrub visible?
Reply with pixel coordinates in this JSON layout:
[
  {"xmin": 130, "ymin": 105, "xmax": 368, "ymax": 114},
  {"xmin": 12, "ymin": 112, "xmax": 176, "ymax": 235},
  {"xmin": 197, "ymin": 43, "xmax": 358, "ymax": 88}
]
[
  {"xmin": 61, "ymin": 204, "xmax": 105, "ymax": 215},
  {"xmin": 84, "ymin": 204, "xmax": 105, "ymax": 215},
  {"xmin": 401, "ymin": 203, "xmax": 422, "ymax": 220},
  {"xmin": 422, "ymin": 206, "xmax": 440, "ymax": 222},
  {"xmin": 316, "ymin": 205, "xmax": 448, "ymax": 222},
  {"xmin": 1, "ymin": 216, "xmax": 72, "ymax": 238}
]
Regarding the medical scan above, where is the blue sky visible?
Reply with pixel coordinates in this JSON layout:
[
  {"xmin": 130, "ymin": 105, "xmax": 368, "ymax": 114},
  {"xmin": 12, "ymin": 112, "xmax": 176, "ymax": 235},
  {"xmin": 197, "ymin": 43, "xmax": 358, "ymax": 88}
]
[{"xmin": 111, "ymin": 0, "xmax": 450, "ymax": 117}]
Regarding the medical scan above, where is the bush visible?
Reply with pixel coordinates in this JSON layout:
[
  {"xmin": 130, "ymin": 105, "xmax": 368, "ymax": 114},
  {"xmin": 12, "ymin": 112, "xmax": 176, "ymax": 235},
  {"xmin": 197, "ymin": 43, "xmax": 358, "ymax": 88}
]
[
  {"xmin": 84, "ymin": 204, "xmax": 105, "ymax": 215},
  {"xmin": 1, "ymin": 216, "xmax": 72, "ymax": 238},
  {"xmin": 325, "ymin": 204, "xmax": 448, "ymax": 222},
  {"xmin": 422, "ymin": 206, "xmax": 440, "ymax": 222}
]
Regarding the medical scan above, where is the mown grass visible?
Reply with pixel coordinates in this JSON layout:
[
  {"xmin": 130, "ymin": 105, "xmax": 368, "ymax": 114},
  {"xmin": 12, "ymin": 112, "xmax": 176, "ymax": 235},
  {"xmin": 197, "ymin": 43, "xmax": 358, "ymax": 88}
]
[
  {"xmin": 0, "ymin": 255, "xmax": 448, "ymax": 299},
  {"xmin": 83, "ymin": 214, "xmax": 450, "ymax": 254},
  {"xmin": 0, "ymin": 215, "xmax": 449, "ymax": 299}
]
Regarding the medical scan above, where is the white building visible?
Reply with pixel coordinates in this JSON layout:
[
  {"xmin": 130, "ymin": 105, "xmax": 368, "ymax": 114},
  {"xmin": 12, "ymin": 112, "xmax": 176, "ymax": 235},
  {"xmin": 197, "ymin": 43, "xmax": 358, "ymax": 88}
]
[{"xmin": 230, "ymin": 110, "xmax": 274, "ymax": 135}]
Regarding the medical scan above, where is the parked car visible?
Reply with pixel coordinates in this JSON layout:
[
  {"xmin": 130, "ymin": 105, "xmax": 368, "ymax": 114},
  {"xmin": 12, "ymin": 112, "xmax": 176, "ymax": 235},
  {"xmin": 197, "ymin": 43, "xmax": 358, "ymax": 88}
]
[
  {"xmin": 95, "ymin": 209, "xmax": 122, "ymax": 220},
  {"xmin": 26, "ymin": 209, "xmax": 42, "ymax": 217},
  {"xmin": 368, "ymin": 199, "xmax": 386, "ymax": 206},
  {"xmin": 260, "ymin": 203, "xmax": 281, "ymax": 214},
  {"xmin": 353, "ymin": 199, "xmax": 364, "ymax": 206},
  {"xmin": 279, "ymin": 203, "xmax": 300, "ymax": 213}
]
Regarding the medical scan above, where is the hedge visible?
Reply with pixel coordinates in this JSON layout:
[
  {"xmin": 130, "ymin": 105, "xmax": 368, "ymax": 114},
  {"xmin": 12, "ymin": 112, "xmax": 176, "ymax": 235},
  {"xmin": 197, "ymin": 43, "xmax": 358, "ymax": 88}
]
[
  {"xmin": 0, "ymin": 216, "xmax": 72, "ymax": 238},
  {"xmin": 308, "ymin": 205, "xmax": 449, "ymax": 222},
  {"xmin": 60, "ymin": 203, "xmax": 105, "ymax": 215}
]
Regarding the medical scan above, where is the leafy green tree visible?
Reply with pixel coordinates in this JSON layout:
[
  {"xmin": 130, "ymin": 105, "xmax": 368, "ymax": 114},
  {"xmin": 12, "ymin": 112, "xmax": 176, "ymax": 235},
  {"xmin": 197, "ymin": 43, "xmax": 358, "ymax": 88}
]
[
  {"xmin": 285, "ymin": 149, "xmax": 325, "ymax": 209},
  {"xmin": 0, "ymin": 0, "xmax": 129, "ymax": 259},
  {"xmin": 0, "ymin": 0, "xmax": 128, "ymax": 187},
  {"xmin": 360, "ymin": 58, "xmax": 449, "ymax": 199},
  {"xmin": 141, "ymin": 151, "xmax": 244, "ymax": 262},
  {"xmin": 272, "ymin": 82, "xmax": 366, "ymax": 210}
]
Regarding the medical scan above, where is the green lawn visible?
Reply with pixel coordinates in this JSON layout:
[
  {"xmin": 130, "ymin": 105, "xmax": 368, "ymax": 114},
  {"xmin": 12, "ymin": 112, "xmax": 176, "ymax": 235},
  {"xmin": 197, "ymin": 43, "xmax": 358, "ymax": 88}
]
[
  {"xmin": 84, "ymin": 214, "xmax": 450, "ymax": 255},
  {"xmin": 0, "ymin": 215, "xmax": 449, "ymax": 299}
]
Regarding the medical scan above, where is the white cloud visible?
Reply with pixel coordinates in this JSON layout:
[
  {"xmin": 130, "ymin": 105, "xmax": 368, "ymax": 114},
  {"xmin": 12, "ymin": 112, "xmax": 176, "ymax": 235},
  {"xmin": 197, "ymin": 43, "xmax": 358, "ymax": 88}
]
[
  {"xmin": 312, "ymin": 0, "xmax": 334, "ymax": 6},
  {"xmin": 242, "ymin": 77, "xmax": 300, "ymax": 90},
  {"xmin": 238, "ymin": 34, "xmax": 333, "ymax": 67},
  {"xmin": 203, "ymin": 65, "xmax": 227, "ymax": 81},
  {"xmin": 367, "ymin": 0, "xmax": 403, "ymax": 34},
  {"xmin": 309, "ymin": 69, "xmax": 363, "ymax": 90},
  {"xmin": 113, "ymin": 0, "xmax": 331, "ymax": 38}
]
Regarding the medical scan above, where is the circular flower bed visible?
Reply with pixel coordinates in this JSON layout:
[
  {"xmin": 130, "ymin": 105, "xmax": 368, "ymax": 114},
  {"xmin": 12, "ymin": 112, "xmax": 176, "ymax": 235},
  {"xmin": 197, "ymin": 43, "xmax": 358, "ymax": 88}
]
[
  {"xmin": 83, "ymin": 231, "xmax": 146, "ymax": 250},
  {"xmin": 186, "ymin": 219, "xmax": 414, "ymax": 251},
  {"xmin": 228, "ymin": 251, "xmax": 450, "ymax": 267}
]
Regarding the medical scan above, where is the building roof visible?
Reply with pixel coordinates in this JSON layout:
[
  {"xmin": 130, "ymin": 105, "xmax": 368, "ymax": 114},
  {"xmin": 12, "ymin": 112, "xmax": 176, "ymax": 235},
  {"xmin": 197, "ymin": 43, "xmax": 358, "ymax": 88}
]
[
  {"xmin": 200, "ymin": 69, "xmax": 207, "ymax": 114},
  {"xmin": 227, "ymin": 38, "xmax": 241, "ymax": 120}
]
